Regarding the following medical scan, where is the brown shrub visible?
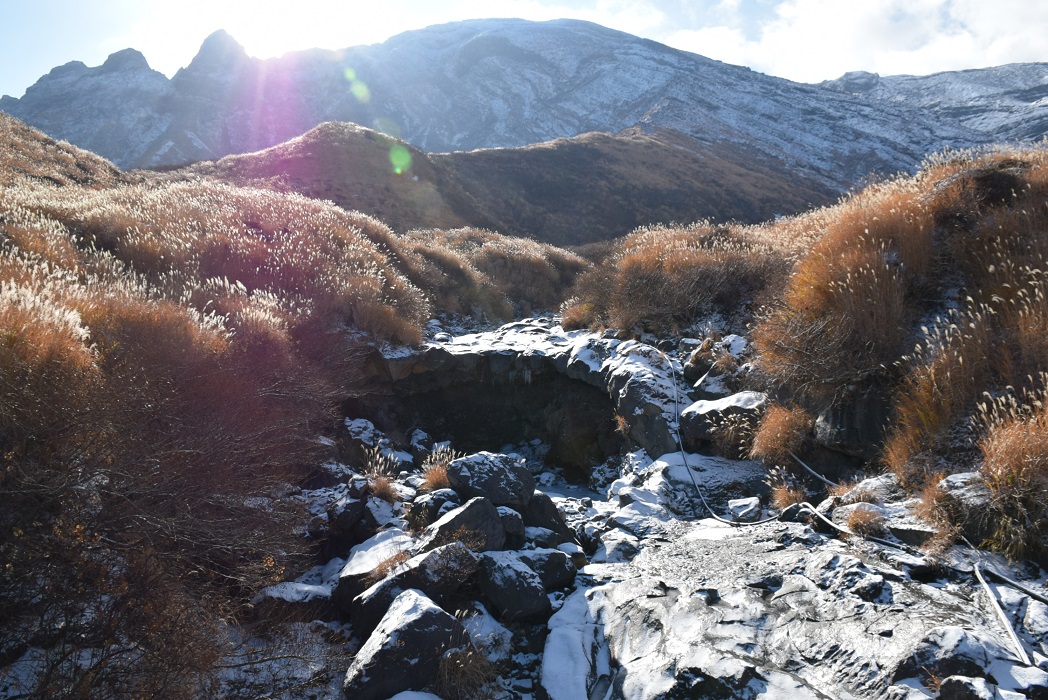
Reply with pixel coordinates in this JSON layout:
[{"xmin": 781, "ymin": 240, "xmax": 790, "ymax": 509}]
[
  {"xmin": 980, "ymin": 406, "xmax": 1048, "ymax": 563},
  {"xmin": 432, "ymin": 646, "xmax": 499, "ymax": 700},
  {"xmin": 563, "ymin": 221, "xmax": 790, "ymax": 333},
  {"xmin": 749, "ymin": 404, "xmax": 814, "ymax": 464},
  {"xmin": 846, "ymin": 505, "xmax": 887, "ymax": 538},
  {"xmin": 771, "ymin": 482, "xmax": 807, "ymax": 510}
]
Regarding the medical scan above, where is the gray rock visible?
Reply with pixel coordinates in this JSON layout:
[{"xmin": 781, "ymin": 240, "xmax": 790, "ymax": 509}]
[
  {"xmin": 728, "ymin": 496, "xmax": 761, "ymax": 522},
  {"xmin": 937, "ymin": 472, "xmax": 994, "ymax": 543},
  {"xmin": 478, "ymin": 551, "xmax": 552, "ymax": 622},
  {"xmin": 497, "ymin": 506, "xmax": 526, "ymax": 549},
  {"xmin": 407, "ymin": 488, "xmax": 460, "ymax": 528},
  {"xmin": 343, "ymin": 589, "xmax": 470, "ymax": 700},
  {"xmin": 679, "ymin": 391, "xmax": 767, "ymax": 451},
  {"xmin": 892, "ymin": 626, "xmax": 1013, "ymax": 682},
  {"xmin": 416, "ymin": 497, "xmax": 506, "ymax": 553},
  {"xmin": 814, "ymin": 385, "xmax": 890, "ymax": 459},
  {"xmin": 522, "ymin": 491, "xmax": 576, "ymax": 544},
  {"xmin": 446, "ymin": 451, "xmax": 536, "ymax": 510},
  {"xmin": 525, "ymin": 526, "xmax": 566, "ymax": 548},
  {"xmin": 938, "ymin": 676, "xmax": 998, "ymax": 700},
  {"xmin": 331, "ymin": 528, "xmax": 414, "ymax": 614},
  {"xmin": 350, "ymin": 542, "xmax": 479, "ymax": 637},
  {"xmin": 516, "ymin": 549, "xmax": 577, "ymax": 591}
]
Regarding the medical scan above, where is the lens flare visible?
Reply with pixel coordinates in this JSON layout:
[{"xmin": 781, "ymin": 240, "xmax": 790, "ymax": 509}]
[
  {"xmin": 343, "ymin": 67, "xmax": 371, "ymax": 103},
  {"xmin": 389, "ymin": 144, "xmax": 412, "ymax": 174}
]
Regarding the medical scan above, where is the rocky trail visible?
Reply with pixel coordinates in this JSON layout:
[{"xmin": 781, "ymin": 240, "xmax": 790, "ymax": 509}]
[{"xmin": 239, "ymin": 319, "xmax": 1048, "ymax": 700}]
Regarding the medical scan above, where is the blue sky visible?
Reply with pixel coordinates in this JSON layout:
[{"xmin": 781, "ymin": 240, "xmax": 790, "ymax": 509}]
[{"xmin": 2, "ymin": 0, "xmax": 1047, "ymax": 99}]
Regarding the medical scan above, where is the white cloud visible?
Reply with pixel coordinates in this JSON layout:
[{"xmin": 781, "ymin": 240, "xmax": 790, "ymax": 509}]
[{"xmin": 659, "ymin": 0, "xmax": 1048, "ymax": 82}]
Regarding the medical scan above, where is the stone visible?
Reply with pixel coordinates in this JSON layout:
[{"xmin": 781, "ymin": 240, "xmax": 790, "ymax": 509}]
[
  {"xmin": 342, "ymin": 589, "xmax": 470, "ymax": 700},
  {"xmin": 446, "ymin": 451, "xmax": 536, "ymax": 510},
  {"xmin": 477, "ymin": 551, "xmax": 552, "ymax": 622},
  {"xmin": 406, "ymin": 488, "xmax": 460, "ymax": 529},
  {"xmin": 522, "ymin": 491, "xmax": 576, "ymax": 544},
  {"xmin": 516, "ymin": 548, "xmax": 577, "ymax": 591},
  {"xmin": 350, "ymin": 542, "xmax": 479, "ymax": 637},
  {"xmin": 497, "ymin": 506, "xmax": 526, "ymax": 549},
  {"xmin": 331, "ymin": 528, "xmax": 414, "ymax": 614},
  {"xmin": 679, "ymin": 391, "xmax": 767, "ymax": 451},
  {"xmin": 416, "ymin": 497, "xmax": 506, "ymax": 553},
  {"xmin": 728, "ymin": 496, "xmax": 761, "ymax": 522},
  {"xmin": 813, "ymin": 384, "xmax": 890, "ymax": 459},
  {"xmin": 892, "ymin": 626, "xmax": 1013, "ymax": 683},
  {"xmin": 937, "ymin": 472, "xmax": 994, "ymax": 543},
  {"xmin": 938, "ymin": 676, "xmax": 999, "ymax": 700},
  {"xmin": 525, "ymin": 526, "xmax": 565, "ymax": 548}
]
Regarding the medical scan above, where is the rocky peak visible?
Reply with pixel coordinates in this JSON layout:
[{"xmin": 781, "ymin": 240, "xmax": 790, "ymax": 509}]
[
  {"xmin": 175, "ymin": 29, "xmax": 249, "ymax": 78},
  {"xmin": 821, "ymin": 70, "xmax": 881, "ymax": 93},
  {"xmin": 100, "ymin": 48, "xmax": 151, "ymax": 73}
]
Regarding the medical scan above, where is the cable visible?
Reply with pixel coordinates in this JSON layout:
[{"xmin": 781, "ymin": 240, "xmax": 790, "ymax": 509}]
[{"xmin": 975, "ymin": 562, "xmax": 1032, "ymax": 666}]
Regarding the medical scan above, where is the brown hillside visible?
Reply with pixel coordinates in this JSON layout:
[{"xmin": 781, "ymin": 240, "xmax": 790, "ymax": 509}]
[
  {"xmin": 437, "ymin": 128, "xmax": 837, "ymax": 246},
  {"xmin": 154, "ymin": 121, "xmax": 837, "ymax": 245},
  {"xmin": 0, "ymin": 111, "xmax": 126, "ymax": 188}
]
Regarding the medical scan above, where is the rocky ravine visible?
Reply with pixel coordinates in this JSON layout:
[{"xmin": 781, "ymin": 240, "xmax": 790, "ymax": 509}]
[{"xmin": 249, "ymin": 319, "xmax": 1048, "ymax": 700}]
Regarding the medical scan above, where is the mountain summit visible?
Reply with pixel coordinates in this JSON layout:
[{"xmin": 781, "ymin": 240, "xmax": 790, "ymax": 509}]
[{"xmin": 3, "ymin": 18, "xmax": 1047, "ymax": 192}]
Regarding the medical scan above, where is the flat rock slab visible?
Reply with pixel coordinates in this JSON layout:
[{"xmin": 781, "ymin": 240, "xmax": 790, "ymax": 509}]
[{"xmin": 542, "ymin": 518, "xmax": 1041, "ymax": 700}]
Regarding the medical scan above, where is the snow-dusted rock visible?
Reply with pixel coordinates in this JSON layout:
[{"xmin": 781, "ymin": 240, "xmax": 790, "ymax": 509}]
[
  {"xmin": 728, "ymin": 496, "xmax": 761, "ymax": 522},
  {"xmin": 343, "ymin": 589, "xmax": 470, "ymax": 700},
  {"xmin": 937, "ymin": 676, "xmax": 1002, "ymax": 700},
  {"xmin": 406, "ymin": 488, "xmax": 460, "ymax": 529},
  {"xmin": 497, "ymin": 505, "xmax": 526, "ymax": 549},
  {"xmin": 679, "ymin": 391, "xmax": 767, "ymax": 450},
  {"xmin": 350, "ymin": 542, "xmax": 479, "ymax": 637},
  {"xmin": 937, "ymin": 472, "xmax": 994, "ymax": 543},
  {"xmin": 892, "ymin": 626, "xmax": 1016, "ymax": 683},
  {"xmin": 446, "ymin": 451, "xmax": 535, "ymax": 510},
  {"xmin": 522, "ymin": 491, "xmax": 576, "ymax": 544},
  {"xmin": 516, "ymin": 549, "xmax": 577, "ymax": 591},
  {"xmin": 331, "ymin": 529, "xmax": 414, "ymax": 613},
  {"xmin": 416, "ymin": 497, "xmax": 506, "ymax": 553},
  {"xmin": 477, "ymin": 551, "xmax": 552, "ymax": 622}
]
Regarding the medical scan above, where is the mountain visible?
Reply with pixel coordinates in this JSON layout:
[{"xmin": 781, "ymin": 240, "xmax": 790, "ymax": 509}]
[
  {"xmin": 159, "ymin": 121, "xmax": 836, "ymax": 245},
  {"xmin": 4, "ymin": 19, "xmax": 1048, "ymax": 192}
]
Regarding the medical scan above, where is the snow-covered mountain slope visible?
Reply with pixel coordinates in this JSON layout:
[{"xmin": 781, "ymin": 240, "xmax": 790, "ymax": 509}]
[{"xmin": 3, "ymin": 19, "xmax": 1048, "ymax": 191}]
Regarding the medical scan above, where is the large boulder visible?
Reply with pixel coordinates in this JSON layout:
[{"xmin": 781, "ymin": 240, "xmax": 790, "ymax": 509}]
[
  {"xmin": 331, "ymin": 528, "xmax": 414, "ymax": 613},
  {"xmin": 416, "ymin": 497, "xmax": 506, "ymax": 553},
  {"xmin": 477, "ymin": 551, "xmax": 552, "ymax": 622},
  {"xmin": 892, "ymin": 626, "xmax": 1014, "ymax": 683},
  {"xmin": 679, "ymin": 391, "xmax": 767, "ymax": 451},
  {"xmin": 813, "ymin": 385, "xmax": 890, "ymax": 459},
  {"xmin": 343, "ymin": 589, "xmax": 470, "ymax": 700},
  {"xmin": 446, "ymin": 452, "xmax": 536, "ymax": 510},
  {"xmin": 516, "ymin": 549, "xmax": 577, "ymax": 591},
  {"xmin": 351, "ymin": 542, "xmax": 479, "ymax": 637},
  {"xmin": 936, "ymin": 472, "xmax": 994, "ymax": 543},
  {"xmin": 522, "ymin": 491, "xmax": 576, "ymax": 544}
]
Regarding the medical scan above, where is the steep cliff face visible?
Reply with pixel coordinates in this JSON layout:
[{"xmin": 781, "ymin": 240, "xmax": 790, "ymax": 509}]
[{"xmin": 3, "ymin": 19, "xmax": 1047, "ymax": 188}]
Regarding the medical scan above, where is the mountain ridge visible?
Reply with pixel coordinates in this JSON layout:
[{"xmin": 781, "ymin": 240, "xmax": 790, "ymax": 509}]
[{"xmin": 3, "ymin": 18, "xmax": 1048, "ymax": 193}]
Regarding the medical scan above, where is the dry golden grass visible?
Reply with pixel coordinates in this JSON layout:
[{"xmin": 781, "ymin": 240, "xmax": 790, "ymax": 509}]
[
  {"xmin": 846, "ymin": 505, "xmax": 887, "ymax": 538},
  {"xmin": 771, "ymin": 482, "xmax": 807, "ymax": 510},
  {"xmin": 432, "ymin": 646, "xmax": 499, "ymax": 700},
  {"xmin": 749, "ymin": 404, "xmax": 814, "ymax": 465},
  {"xmin": 403, "ymin": 227, "xmax": 588, "ymax": 316},
  {"xmin": 979, "ymin": 406, "xmax": 1048, "ymax": 563},
  {"xmin": 419, "ymin": 444, "xmax": 460, "ymax": 492},
  {"xmin": 562, "ymin": 221, "xmax": 791, "ymax": 333}
]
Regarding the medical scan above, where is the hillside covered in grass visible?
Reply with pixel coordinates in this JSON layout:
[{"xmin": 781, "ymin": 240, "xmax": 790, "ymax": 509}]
[
  {"xmin": 161, "ymin": 121, "xmax": 835, "ymax": 247},
  {"xmin": 7, "ymin": 100, "xmax": 1048, "ymax": 696},
  {"xmin": 563, "ymin": 142, "xmax": 1048, "ymax": 563},
  {"xmin": 0, "ymin": 112, "xmax": 587, "ymax": 696}
]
